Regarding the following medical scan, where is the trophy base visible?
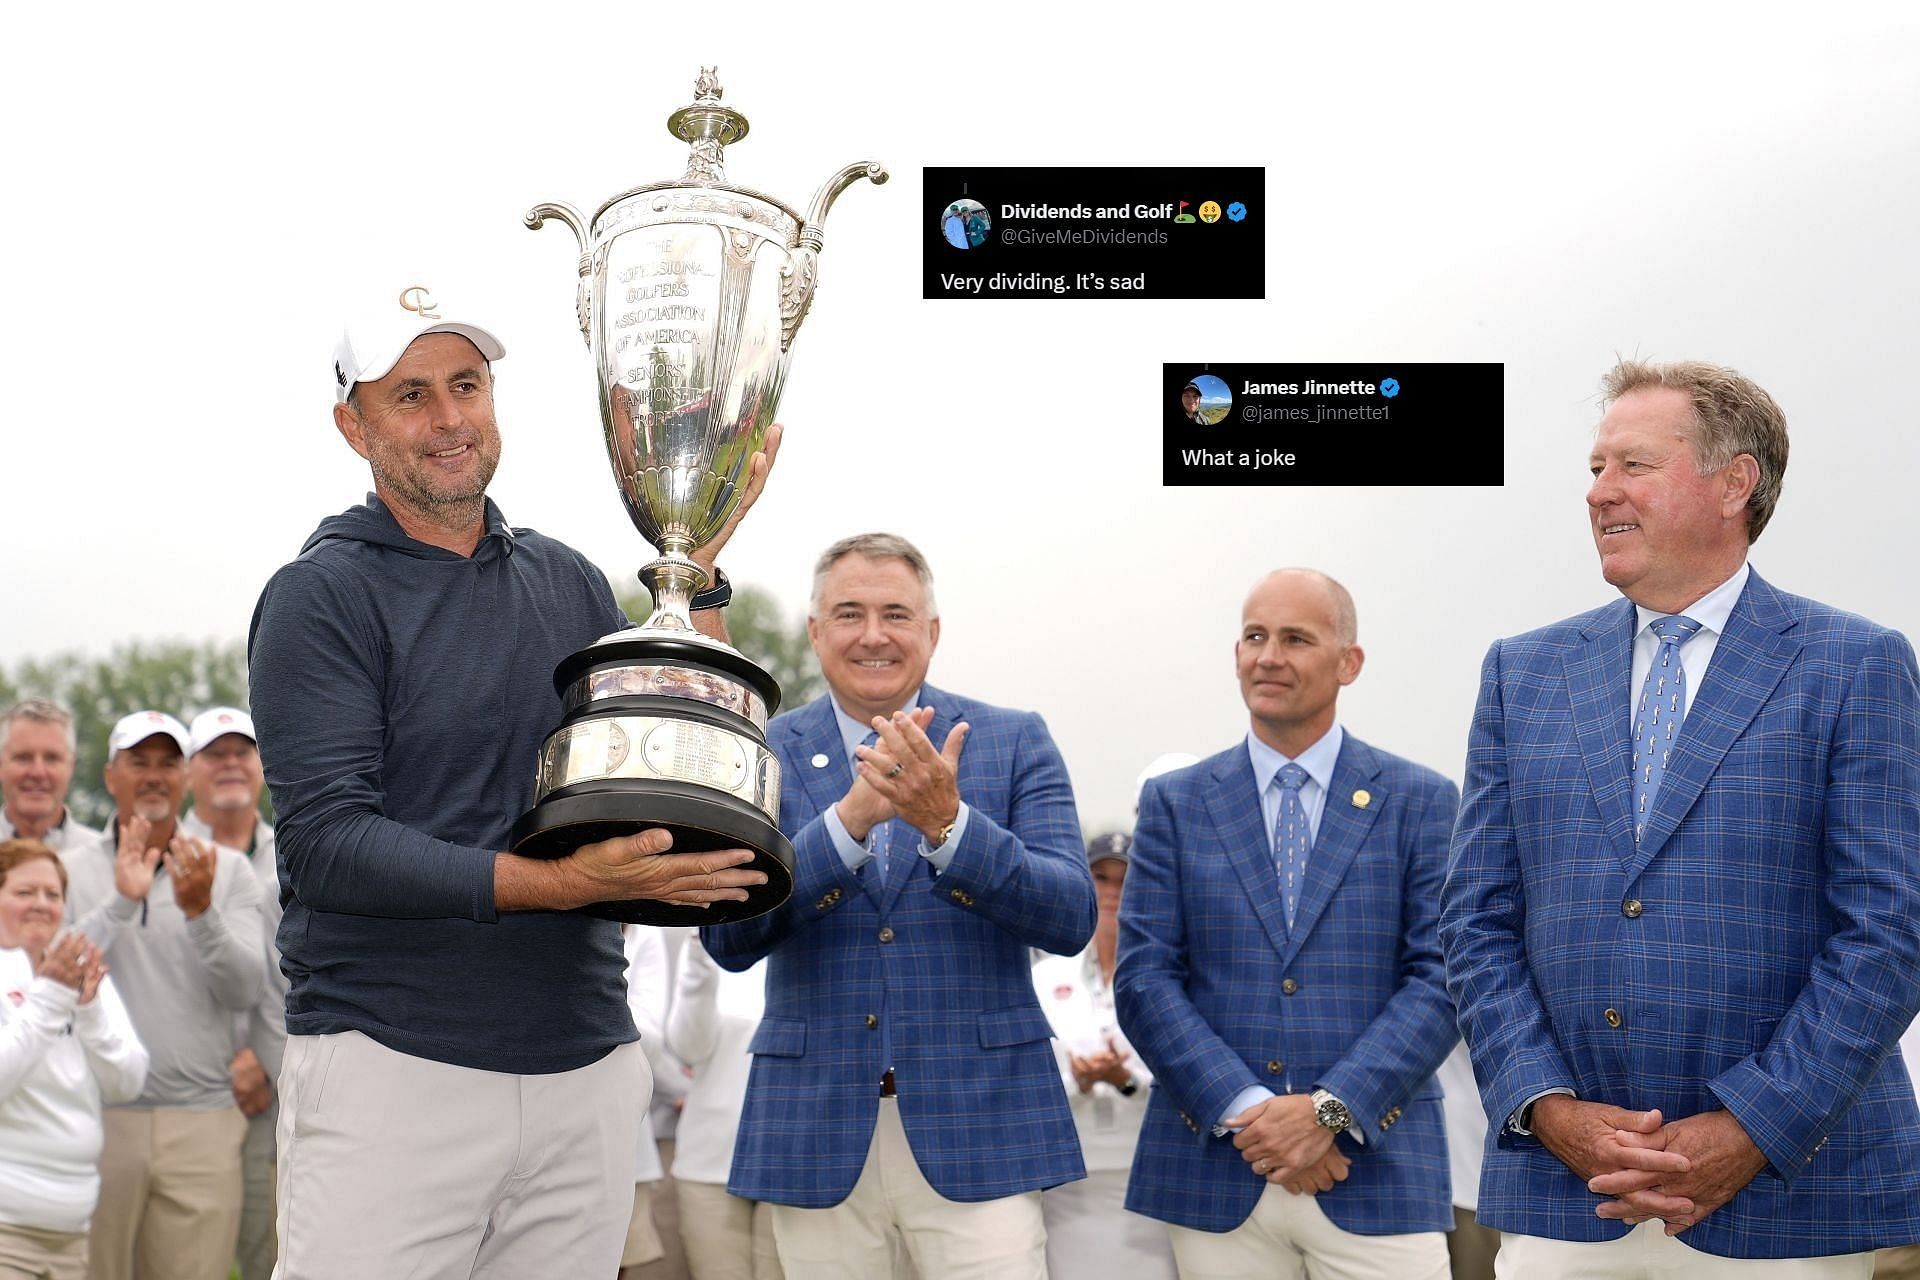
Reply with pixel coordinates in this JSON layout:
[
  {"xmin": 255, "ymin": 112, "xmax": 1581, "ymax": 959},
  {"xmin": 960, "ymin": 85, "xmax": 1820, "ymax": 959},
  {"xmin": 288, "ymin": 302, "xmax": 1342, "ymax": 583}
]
[{"xmin": 510, "ymin": 781, "xmax": 795, "ymax": 926}]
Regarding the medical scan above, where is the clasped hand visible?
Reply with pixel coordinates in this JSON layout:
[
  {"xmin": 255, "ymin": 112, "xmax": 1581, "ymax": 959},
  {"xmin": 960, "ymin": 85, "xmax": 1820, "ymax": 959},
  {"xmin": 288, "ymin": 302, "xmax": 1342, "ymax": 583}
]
[
  {"xmin": 1533, "ymin": 1095, "xmax": 1765, "ymax": 1234},
  {"xmin": 1226, "ymin": 1094, "xmax": 1351, "ymax": 1195}
]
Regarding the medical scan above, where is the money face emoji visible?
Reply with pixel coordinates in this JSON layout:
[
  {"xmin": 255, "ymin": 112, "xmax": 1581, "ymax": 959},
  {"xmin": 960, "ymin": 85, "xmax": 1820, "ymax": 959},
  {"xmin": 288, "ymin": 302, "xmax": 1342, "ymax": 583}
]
[{"xmin": 1198, "ymin": 200, "xmax": 1222, "ymax": 223}]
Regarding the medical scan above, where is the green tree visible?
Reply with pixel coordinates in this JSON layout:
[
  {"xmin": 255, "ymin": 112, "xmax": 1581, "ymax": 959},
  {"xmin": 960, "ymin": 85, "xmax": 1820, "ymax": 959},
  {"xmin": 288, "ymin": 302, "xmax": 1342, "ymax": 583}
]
[
  {"xmin": 611, "ymin": 580, "xmax": 822, "ymax": 713},
  {"xmin": 2, "ymin": 641, "xmax": 251, "ymax": 828}
]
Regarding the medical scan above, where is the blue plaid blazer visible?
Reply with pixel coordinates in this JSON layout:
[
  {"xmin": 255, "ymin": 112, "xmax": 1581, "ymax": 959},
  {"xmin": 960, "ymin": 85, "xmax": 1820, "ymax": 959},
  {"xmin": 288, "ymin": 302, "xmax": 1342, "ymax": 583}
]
[
  {"xmin": 1440, "ymin": 571, "xmax": 1920, "ymax": 1258},
  {"xmin": 1116, "ymin": 734, "xmax": 1460, "ymax": 1234},
  {"xmin": 703, "ymin": 684, "xmax": 1094, "ymax": 1206}
]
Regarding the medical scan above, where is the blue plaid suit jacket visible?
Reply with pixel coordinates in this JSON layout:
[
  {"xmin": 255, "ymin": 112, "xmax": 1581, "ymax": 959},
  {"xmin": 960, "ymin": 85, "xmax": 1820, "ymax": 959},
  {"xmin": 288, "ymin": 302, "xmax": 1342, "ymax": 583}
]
[
  {"xmin": 1440, "ymin": 570, "xmax": 1920, "ymax": 1258},
  {"xmin": 1115, "ymin": 734, "xmax": 1460, "ymax": 1234},
  {"xmin": 702, "ymin": 684, "xmax": 1094, "ymax": 1206}
]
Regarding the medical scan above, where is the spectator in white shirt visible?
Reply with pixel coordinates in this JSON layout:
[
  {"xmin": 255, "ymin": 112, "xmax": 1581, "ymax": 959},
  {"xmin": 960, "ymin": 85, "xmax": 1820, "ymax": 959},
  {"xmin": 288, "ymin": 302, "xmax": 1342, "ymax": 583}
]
[
  {"xmin": 667, "ymin": 934, "xmax": 784, "ymax": 1280},
  {"xmin": 1033, "ymin": 832, "xmax": 1176, "ymax": 1280}
]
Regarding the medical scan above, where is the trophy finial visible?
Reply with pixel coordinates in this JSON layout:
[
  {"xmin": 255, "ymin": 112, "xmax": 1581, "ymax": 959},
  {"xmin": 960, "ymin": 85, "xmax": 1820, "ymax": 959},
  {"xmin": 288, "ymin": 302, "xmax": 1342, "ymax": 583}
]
[{"xmin": 668, "ymin": 66, "xmax": 749, "ymax": 184}]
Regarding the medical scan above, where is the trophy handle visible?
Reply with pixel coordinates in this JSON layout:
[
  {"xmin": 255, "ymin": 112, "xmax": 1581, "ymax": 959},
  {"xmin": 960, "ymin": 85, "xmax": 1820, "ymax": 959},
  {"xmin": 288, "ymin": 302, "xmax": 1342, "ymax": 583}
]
[
  {"xmin": 526, "ymin": 201, "xmax": 595, "ymax": 345},
  {"xmin": 780, "ymin": 161, "xmax": 888, "ymax": 351}
]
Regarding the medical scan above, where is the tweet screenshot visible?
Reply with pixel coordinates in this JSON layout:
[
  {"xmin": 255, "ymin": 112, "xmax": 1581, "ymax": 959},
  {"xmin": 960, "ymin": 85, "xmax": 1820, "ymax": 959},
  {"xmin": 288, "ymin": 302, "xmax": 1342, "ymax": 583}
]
[
  {"xmin": 923, "ymin": 166, "xmax": 1264, "ymax": 299},
  {"xmin": 1162, "ymin": 363, "xmax": 1506, "ymax": 485}
]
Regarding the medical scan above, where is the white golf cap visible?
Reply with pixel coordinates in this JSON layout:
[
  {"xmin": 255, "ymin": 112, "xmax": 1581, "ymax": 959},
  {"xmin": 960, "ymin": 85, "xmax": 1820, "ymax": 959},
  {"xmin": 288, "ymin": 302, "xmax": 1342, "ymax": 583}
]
[
  {"xmin": 334, "ymin": 285, "xmax": 506, "ymax": 404},
  {"xmin": 108, "ymin": 710, "xmax": 191, "ymax": 758},
  {"xmin": 188, "ymin": 707, "xmax": 256, "ymax": 755}
]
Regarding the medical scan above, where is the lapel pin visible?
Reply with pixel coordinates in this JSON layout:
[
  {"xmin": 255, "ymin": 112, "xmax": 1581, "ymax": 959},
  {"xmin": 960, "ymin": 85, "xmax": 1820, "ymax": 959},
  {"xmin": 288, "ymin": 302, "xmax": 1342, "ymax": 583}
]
[
  {"xmin": 1351, "ymin": 789, "xmax": 1371, "ymax": 809},
  {"xmin": 810, "ymin": 753, "xmax": 830, "ymax": 768}
]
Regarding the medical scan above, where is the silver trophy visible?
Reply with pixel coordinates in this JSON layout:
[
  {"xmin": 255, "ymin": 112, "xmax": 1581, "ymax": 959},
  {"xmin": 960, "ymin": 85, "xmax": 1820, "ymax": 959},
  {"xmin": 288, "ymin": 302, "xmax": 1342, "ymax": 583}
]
[{"xmin": 510, "ymin": 68, "xmax": 886, "ymax": 925}]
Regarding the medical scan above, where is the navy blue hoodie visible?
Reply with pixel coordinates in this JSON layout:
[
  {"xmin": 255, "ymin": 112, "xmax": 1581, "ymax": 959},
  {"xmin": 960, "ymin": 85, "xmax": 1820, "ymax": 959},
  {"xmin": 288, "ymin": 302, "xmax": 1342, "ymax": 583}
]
[{"xmin": 248, "ymin": 495, "xmax": 635, "ymax": 1073}]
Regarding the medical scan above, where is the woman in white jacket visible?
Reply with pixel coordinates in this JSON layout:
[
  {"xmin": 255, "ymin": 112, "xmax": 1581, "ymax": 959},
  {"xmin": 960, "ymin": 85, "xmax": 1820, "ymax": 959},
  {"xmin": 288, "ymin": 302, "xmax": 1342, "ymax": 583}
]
[
  {"xmin": 1032, "ymin": 832, "xmax": 1175, "ymax": 1280},
  {"xmin": 0, "ymin": 838, "xmax": 149, "ymax": 1279}
]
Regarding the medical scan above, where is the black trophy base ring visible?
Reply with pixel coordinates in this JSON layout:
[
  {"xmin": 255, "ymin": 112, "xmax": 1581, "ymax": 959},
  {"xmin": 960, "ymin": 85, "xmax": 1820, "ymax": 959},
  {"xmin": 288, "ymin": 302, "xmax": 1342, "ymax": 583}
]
[{"xmin": 510, "ymin": 781, "xmax": 794, "ymax": 926}]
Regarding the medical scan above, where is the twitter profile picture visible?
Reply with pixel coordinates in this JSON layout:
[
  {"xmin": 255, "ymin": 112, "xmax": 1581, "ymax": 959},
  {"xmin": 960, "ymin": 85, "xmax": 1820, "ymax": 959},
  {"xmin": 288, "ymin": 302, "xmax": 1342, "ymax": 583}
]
[
  {"xmin": 941, "ymin": 199, "xmax": 991, "ymax": 249},
  {"xmin": 1180, "ymin": 374, "xmax": 1233, "ymax": 426}
]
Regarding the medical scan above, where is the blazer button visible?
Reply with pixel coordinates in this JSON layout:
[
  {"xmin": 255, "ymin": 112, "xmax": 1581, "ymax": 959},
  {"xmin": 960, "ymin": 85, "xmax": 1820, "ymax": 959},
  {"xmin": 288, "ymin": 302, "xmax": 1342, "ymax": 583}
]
[
  {"xmin": 1622, "ymin": 898, "xmax": 1644, "ymax": 918},
  {"xmin": 1266, "ymin": 1060, "xmax": 1284, "ymax": 1075},
  {"xmin": 878, "ymin": 927, "xmax": 895, "ymax": 943},
  {"xmin": 1604, "ymin": 1008, "xmax": 1623, "ymax": 1029},
  {"xmin": 1281, "ymin": 979, "xmax": 1299, "ymax": 995},
  {"xmin": 865, "ymin": 1013, "xmax": 878, "ymax": 1030},
  {"xmin": 814, "ymin": 897, "xmax": 829, "ymax": 911}
]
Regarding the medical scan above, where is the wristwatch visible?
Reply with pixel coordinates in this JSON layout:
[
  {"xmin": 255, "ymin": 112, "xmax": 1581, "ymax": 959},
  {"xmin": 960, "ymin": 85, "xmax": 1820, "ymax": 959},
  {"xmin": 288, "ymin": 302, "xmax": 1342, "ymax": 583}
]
[
  {"xmin": 1309, "ymin": 1087, "xmax": 1353, "ymax": 1135},
  {"xmin": 690, "ymin": 567, "xmax": 733, "ymax": 611}
]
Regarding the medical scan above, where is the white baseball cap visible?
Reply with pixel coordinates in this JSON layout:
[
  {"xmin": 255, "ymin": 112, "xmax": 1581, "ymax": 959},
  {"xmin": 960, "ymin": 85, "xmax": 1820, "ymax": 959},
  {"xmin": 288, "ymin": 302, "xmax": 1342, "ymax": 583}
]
[
  {"xmin": 188, "ymin": 707, "xmax": 256, "ymax": 755},
  {"xmin": 1134, "ymin": 752, "xmax": 1200, "ymax": 810},
  {"xmin": 333, "ymin": 285, "xmax": 506, "ymax": 404},
  {"xmin": 107, "ymin": 710, "xmax": 191, "ymax": 758}
]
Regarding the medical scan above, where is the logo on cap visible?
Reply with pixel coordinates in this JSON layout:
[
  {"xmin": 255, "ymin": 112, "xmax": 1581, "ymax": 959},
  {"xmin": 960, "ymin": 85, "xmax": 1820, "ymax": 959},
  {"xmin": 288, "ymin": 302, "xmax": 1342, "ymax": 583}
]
[{"xmin": 399, "ymin": 285, "xmax": 441, "ymax": 319}]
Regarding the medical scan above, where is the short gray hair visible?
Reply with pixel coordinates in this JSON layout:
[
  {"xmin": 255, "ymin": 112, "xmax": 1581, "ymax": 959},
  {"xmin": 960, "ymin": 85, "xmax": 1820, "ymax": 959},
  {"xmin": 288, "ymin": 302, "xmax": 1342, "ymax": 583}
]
[
  {"xmin": 809, "ymin": 533, "xmax": 939, "ymax": 619},
  {"xmin": 1, "ymin": 699, "xmax": 77, "ymax": 756},
  {"xmin": 1600, "ymin": 358, "xmax": 1789, "ymax": 543}
]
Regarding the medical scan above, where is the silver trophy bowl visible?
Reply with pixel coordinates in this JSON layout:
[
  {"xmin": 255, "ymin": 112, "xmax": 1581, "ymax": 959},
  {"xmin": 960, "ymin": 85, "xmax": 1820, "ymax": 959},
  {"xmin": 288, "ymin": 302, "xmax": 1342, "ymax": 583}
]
[{"xmin": 511, "ymin": 68, "xmax": 886, "ymax": 925}]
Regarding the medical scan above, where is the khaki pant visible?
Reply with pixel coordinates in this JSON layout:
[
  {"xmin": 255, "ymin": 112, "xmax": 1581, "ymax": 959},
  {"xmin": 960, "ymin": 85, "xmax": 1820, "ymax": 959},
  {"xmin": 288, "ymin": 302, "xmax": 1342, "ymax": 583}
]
[
  {"xmin": 273, "ymin": 1031, "xmax": 648, "ymax": 1280},
  {"xmin": 88, "ymin": 1106, "xmax": 247, "ymax": 1280},
  {"xmin": 625, "ymin": 1182, "xmax": 665, "ymax": 1269},
  {"xmin": 234, "ymin": 1104, "xmax": 276, "ymax": 1280},
  {"xmin": 0, "ymin": 1223, "xmax": 88, "ymax": 1280},
  {"xmin": 770, "ymin": 1099, "xmax": 1043, "ymax": 1280},
  {"xmin": 1447, "ymin": 1206, "xmax": 1498, "ymax": 1280},
  {"xmin": 677, "ymin": 1180, "xmax": 783, "ymax": 1280},
  {"xmin": 1878, "ymin": 1246, "xmax": 1920, "ymax": 1280},
  {"xmin": 1496, "ymin": 1223, "xmax": 1873, "ymax": 1279},
  {"xmin": 1165, "ymin": 1183, "xmax": 1449, "ymax": 1280}
]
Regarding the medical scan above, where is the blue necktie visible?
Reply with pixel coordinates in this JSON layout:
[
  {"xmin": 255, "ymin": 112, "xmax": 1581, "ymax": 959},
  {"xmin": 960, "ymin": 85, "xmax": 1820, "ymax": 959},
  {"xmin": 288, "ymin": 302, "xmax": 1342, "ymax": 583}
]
[
  {"xmin": 1632, "ymin": 615, "xmax": 1703, "ymax": 839},
  {"xmin": 1272, "ymin": 764, "xmax": 1310, "ymax": 930},
  {"xmin": 861, "ymin": 731, "xmax": 892, "ymax": 886}
]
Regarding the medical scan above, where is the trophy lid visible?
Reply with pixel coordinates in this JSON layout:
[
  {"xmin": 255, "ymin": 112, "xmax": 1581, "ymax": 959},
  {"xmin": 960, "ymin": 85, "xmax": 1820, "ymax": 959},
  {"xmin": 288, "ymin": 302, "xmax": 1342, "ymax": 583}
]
[{"xmin": 667, "ymin": 67, "xmax": 751, "ymax": 185}]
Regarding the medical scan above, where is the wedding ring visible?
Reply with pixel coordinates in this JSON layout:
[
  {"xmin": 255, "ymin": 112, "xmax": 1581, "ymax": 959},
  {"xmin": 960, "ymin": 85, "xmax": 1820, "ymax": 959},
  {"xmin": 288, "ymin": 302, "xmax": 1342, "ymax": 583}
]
[{"xmin": 886, "ymin": 763, "xmax": 904, "ymax": 778}]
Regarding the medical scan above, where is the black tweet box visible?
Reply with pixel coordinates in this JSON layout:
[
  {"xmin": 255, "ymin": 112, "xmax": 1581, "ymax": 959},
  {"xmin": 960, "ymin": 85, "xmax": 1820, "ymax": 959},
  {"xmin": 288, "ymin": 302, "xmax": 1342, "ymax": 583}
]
[
  {"xmin": 924, "ymin": 167, "xmax": 1264, "ymax": 300},
  {"xmin": 1163, "ymin": 363, "xmax": 1506, "ymax": 486}
]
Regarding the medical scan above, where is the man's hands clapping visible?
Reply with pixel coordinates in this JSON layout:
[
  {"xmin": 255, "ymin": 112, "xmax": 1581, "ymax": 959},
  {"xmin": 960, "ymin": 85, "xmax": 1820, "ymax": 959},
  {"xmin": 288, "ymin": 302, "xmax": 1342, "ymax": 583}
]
[
  {"xmin": 114, "ymin": 816, "xmax": 165, "ymax": 902},
  {"xmin": 853, "ymin": 709, "xmax": 970, "ymax": 845},
  {"xmin": 165, "ymin": 834, "xmax": 218, "ymax": 918},
  {"xmin": 1068, "ymin": 1034, "xmax": 1135, "ymax": 1095}
]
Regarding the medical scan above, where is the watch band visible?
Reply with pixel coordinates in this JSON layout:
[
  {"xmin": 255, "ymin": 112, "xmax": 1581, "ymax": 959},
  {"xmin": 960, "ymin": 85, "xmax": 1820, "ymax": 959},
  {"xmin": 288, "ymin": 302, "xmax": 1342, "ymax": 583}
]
[{"xmin": 690, "ymin": 568, "xmax": 732, "ymax": 611}]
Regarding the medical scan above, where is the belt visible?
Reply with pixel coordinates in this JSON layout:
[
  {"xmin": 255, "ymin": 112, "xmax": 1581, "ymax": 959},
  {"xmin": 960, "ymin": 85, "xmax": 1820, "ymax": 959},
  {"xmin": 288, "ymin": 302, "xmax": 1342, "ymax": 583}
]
[{"xmin": 880, "ymin": 1068, "xmax": 896, "ymax": 1097}]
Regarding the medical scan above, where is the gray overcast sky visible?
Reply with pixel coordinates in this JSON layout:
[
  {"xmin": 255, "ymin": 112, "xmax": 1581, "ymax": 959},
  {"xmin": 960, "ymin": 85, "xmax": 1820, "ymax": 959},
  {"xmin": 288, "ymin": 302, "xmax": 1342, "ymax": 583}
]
[{"xmin": 5, "ymin": 7, "xmax": 1916, "ymax": 831}]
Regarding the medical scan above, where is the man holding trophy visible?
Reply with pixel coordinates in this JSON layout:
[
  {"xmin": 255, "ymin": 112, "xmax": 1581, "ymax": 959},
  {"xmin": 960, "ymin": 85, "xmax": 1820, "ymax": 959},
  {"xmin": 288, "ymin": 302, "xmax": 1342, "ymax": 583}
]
[
  {"xmin": 250, "ymin": 70, "xmax": 885, "ymax": 1276},
  {"xmin": 248, "ymin": 296, "xmax": 773, "ymax": 1278}
]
